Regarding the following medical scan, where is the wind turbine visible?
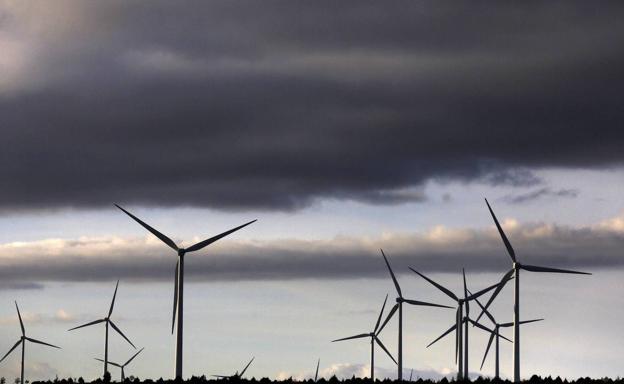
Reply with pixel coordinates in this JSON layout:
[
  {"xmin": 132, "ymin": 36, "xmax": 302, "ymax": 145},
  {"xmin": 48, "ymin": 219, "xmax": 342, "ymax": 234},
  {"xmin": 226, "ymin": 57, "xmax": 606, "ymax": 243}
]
[
  {"xmin": 115, "ymin": 204, "xmax": 256, "ymax": 379},
  {"xmin": 314, "ymin": 358, "xmax": 320, "ymax": 382},
  {"xmin": 212, "ymin": 357, "xmax": 255, "ymax": 380},
  {"xmin": 95, "ymin": 347, "xmax": 145, "ymax": 381},
  {"xmin": 477, "ymin": 198, "xmax": 591, "ymax": 383},
  {"xmin": 471, "ymin": 294, "xmax": 543, "ymax": 379},
  {"xmin": 68, "ymin": 280, "xmax": 135, "ymax": 377},
  {"xmin": 410, "ymin": 268, "xmax": 509, "ymax": 380},
  {"xmin": 0, "ymin": 302, "xmax": 61, "ymax": 384},
  {"xmin": 332, "ymin": 295, "xmax": 397, "ymax": 381},
  {"xmin": 378, "ymin": 250, "xmax": 452, "ymax": 381}
]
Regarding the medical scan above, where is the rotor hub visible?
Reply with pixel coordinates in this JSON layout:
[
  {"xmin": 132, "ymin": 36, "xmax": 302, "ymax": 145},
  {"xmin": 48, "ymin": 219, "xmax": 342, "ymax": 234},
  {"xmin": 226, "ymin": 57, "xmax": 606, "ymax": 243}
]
[{"xmin": 178, "ymin": 248, "xmax": 186, "ymax": 257}]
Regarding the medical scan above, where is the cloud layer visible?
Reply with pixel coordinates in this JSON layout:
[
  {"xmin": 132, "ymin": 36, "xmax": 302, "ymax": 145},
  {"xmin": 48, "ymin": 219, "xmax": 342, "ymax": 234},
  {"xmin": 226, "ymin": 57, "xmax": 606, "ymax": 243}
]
[
  {"xmin": 1, "ymin": 214, "xmax": 622, "ymax": 286},
  {"xmin": 1, "ymin": 2, "xmax": 623, "ymax": 211}
]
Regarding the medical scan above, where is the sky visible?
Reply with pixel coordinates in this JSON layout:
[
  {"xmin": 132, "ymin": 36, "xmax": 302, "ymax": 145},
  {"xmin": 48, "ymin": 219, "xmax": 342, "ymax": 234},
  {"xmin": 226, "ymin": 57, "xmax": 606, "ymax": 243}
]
[{"xmin": 1, "ymin": 0, "xmax": 624, "ymax": 382}]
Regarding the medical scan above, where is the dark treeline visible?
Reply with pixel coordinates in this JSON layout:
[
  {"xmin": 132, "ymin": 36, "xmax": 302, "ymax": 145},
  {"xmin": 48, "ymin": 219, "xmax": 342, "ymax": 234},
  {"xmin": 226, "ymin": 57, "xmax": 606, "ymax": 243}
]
[{"xmin": 25, "ymin": 375, "xmax": 623, "ymax": 384}]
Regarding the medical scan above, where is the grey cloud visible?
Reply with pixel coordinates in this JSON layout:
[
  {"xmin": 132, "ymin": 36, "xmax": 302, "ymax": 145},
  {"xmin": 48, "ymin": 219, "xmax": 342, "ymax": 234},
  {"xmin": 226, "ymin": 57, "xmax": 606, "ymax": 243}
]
[
  {"xmin": 0, "ymin": 218, "xmax": 621, "ymax": 284},
  {"xmin": 1, "ymin": 1, "xmax": 624, "ymax": 211},
  {"xmin": 503, "ymin": 188, "xmax": 579, "ymax": 204},
  {"xmin": 0, "ymin": 281, "xmax": 44, "ymax": 290}
]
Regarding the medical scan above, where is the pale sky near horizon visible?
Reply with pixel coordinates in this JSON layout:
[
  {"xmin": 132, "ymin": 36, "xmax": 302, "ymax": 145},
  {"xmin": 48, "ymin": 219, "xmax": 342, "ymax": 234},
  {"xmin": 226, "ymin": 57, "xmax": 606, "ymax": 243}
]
[{"xmin": 1, "ymin": 1, "xmax": 624, "ymax": 382}]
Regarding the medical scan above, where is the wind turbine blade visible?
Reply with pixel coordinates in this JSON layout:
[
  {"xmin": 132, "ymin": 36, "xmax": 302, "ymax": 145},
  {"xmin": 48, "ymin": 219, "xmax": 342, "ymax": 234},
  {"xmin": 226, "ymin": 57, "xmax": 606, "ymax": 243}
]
[
  {"xmin": 124, "ymin": 347, "xmax": 145, "ymax": 366},
  {"xmin": 109, "ymin": 320, "xmax": 136, "ymax": 348},
  {"xmin": 240, "ymin": 357, "xmax": 255, "ymax": 376},
  {"xmin": 0, "ymin": 339, "xmax": 22, "ymax": 363},
  {"xmin": 485, "ymin": 198, "xmax": 516, "ymax": 262},
  {"xmin": 480, "ymin": 332, "xmax": 495, "ymax": 370},
  {"xmin": 381, "ymin": 249, "xmax": 402, "ymax": 297},
  {"xmin": 25, "ymin": 337, "xmax": 61, "ymax": 349},
  {"xmin": 426, "ymin": 323, "xmax": 456, "ymax": 348},
  {"xmin": 376, "ymin": 303, "xmax": 398, "ymax": 336},
  {"xmin": 475, "ymin": 268, "xmax": 514, "ymax": 323},
  {"xmin": 465, "ymin": 276, "xmax": 513, "ymax": 303},
  {"xmin": 315, "ymin": 358, "xmax": 320, "ymax": 382},
  {"xmin": 68, "ymin": 318, "xmax": 105, "ymax": 331},
  {"xmin": 374, "ymin": 294, "xmax": 388, "ymax": 334},
  {"xmin": 212, "ymin": 375, "xmax": 230, "ymax": 378},
  {"xmin": 331, "ymin": 333, "xmax": 370, "ymax": 342},
  {"xmin": 519, "ymin": 318, "xmax": 544, "ymax": 325},
  {"xmin": 409, "ymin": 267, "xmax": 458, "ymax": 302},
  {"xmin": 375, "ymin": 338, "xmax": 397, "ymax": 365},
  {"xmin": 185, "ymin": 220, "xmax": 257, "ymax": 253},
  {"xmin": 115, "ymin": 204, "xmax": 178, "ymax": 251},
  {"xmin": 469, "ymin": 291, "xmax": 496, "ymax": 326},
  {"xmin": 499, "ymin": 334, "xmax": 512, "ymax": 343},
  {"xmin": 94, "ymin": 358, "xmax": 122, "ymax": 368},
  {"xmin": 403, "ymin": 299, "xmax": 453, "ymax": 308},
  {"xmin": 109, "ymin": 280, "xmax": 120, "ymax": 317},
  {"xmin": 463, "ymin": 268, "xmax": 470, "ymax": 314},
  {"xmin": 521, "ymin": 264, "xmax": 591, "ymax": 275},
  {"xmin": 172, "ymin": 260, "xmax": 179, "ymax": 334},
  {"xmin": 500, "ymin": 319, "xmax": 544, "ymax": 327},
  {"xmin": 463, "ymin": 269, "xmax": 468, "ymax": 299},
  {"xmin": 468, "ymin": 318, "xmax": 495, "ymax": 334},
  {"xmin": 14, "ymin": 301, "xmax": 25, "ymax": 336}
]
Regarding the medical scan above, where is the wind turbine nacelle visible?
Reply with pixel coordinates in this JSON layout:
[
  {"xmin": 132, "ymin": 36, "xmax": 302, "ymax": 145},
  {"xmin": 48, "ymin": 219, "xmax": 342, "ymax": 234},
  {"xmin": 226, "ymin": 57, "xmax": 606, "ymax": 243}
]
[{"xmin": 178, "ymin": 249, "xmax": 186, "ymax": 257}]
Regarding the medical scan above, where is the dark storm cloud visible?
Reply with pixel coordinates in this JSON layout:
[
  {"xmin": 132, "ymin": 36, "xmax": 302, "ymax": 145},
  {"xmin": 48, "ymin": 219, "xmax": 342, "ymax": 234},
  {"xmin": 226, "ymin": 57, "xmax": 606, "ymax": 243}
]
[
  {"xmin": 0, "ymin": 218, "xmax": 621, "ymax": 285},
  {"xmin": 1, "ymin": 1, "xmax": 624, "ymax": 211}
]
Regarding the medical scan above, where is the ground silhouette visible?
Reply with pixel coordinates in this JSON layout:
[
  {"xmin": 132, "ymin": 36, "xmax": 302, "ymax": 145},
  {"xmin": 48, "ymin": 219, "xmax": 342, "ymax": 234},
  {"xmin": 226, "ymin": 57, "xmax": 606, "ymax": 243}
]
[{"xmin": 23, "ymin": 375, "xmax": 624, "ymax": 384}]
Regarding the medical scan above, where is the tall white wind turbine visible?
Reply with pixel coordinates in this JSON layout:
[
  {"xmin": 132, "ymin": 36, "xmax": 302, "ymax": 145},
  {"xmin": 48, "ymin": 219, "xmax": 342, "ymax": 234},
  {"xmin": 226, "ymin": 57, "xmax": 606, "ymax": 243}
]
[
  {"xmin": 379, "ymin": 250, "xmax": 452, "ymax": 380},
  {"xmin": 68, "ymin": 280, "xmax": 135, "ymax": 377},
  {"xmin": 332, "ymin": 295, "xmax": 397, "ymax": 381},
  {"xmin": 477, "ymin": 198, "xmax": 590, "ymax": 383},
  {"xmin": 115, "ymin": 204, "xmax": 256, "ymax": 379},
  {"xmin": 0, "ymin": 302, "xmax": 61, "ymax": 384}
]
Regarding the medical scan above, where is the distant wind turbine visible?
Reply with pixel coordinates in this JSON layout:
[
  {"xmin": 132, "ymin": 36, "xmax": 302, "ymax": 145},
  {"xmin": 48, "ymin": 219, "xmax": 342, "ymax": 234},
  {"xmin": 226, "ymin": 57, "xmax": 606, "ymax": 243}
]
[
  {"xmin": 380, "ymin": 250, "xmax": 452, "ymax": 380},
  {"xmin": 0, "ymin": 302, "xmax": 61, "ymax": 384},
  {"xmin": 95, "ymin": 347, "xmax": 145, "ymax": 381},
  {"xmin": 411, "ymin": 268, "xmax": 508, "ymax": 380},
  {"xmin": 332, "ymin": 295, "xmax": 397, "ymax": 381},
  {"xmin": 115, "ymin": 204, "xmax": 256, "ymax": 379},
  {"xmin": 212, "ymin": 357, "xmax": 255, "ymax": 379},
  {"xmin": 471, "ymin": 293, "xmax": 543, "ymax": 379},
  {"xmin": 68, "ymin": 280, "xmax": 135, "ymax": 377},
  {"xmin": 478, "ymin": 198, "xmax": 590, "ymax": 383}
]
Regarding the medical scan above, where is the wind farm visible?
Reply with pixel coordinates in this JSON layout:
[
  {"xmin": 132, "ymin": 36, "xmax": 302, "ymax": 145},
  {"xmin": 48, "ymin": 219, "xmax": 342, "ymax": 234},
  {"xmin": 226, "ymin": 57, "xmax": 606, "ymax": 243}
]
[
  {"xmin": 1, "ymin": 1, "xmax": 622, "ymax": 383},
  {"xmin": 0, "ymin": 201, "xmax": 600, "ymax": 383}
]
